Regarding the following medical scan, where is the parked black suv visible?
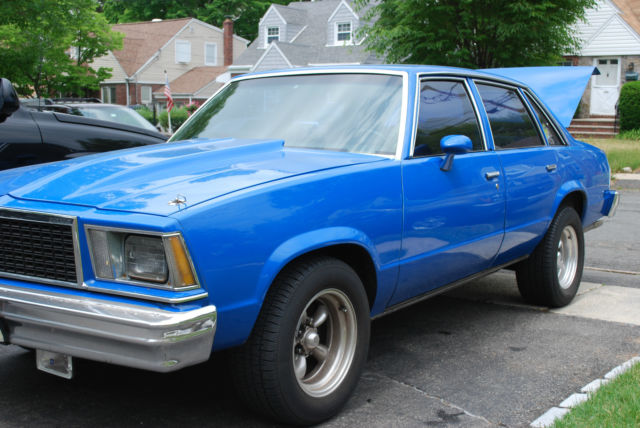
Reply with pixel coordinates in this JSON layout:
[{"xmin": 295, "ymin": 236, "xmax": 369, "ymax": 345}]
[{"xmin": 0, "ymin": 78, "xmax": 166, "ymax": 171}]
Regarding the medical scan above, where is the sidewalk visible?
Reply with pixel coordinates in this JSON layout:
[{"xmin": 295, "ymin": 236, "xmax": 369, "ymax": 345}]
[{"xmin": 613, "ymin": 173, "xmax": 640, "ymax": 189}]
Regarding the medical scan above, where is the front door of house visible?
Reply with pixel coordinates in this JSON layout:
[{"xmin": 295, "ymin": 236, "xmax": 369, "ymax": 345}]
[{"xmin": 590, "ymin": 58, "xmax": 620, "ymax": 116}]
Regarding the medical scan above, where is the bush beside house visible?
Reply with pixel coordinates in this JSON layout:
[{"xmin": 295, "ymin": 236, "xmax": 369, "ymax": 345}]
[
  {"xmin": 619, "ymin": 81, "xmax": 640, "ymax": 131},
  {"xmin": 159, "ymin": 107, "xmax": 189, "ymax": 132}
]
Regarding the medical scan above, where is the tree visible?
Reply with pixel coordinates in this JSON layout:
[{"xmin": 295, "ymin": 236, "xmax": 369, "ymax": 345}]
[
  {"xmin": 355, "ymin": 0, "xmax": 596, "ymax": 68},
  {"xmin": 101, "ymin": 0, "xmax": 292, "ymax": 41},
  {"xmin": 0, "ymin": 0, "xmax": 123, "ymax": 98}
]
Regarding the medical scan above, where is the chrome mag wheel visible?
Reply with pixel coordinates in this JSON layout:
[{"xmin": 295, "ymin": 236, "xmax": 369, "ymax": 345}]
[
  {"xmin": 292, "ymin": 288, "xmax": 357, "ymax": 398},
  {"xmin": 557, "ymin": 224, "xmax": 579, "ymax": 290}
]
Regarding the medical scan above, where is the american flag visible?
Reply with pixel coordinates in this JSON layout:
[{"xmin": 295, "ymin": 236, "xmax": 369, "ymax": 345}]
[{"xmin": 164, "ymin": 73, "xmax": 174, "ymax": 112}]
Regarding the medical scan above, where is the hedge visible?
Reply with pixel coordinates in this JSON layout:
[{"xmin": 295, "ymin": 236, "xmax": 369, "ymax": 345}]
[
  {"xmin": 619, "ymin": 81, "xmax": 640, "ymax": 131},
  {"xmin": 159, "ymin": 107, "xmax": 189, "ymax": 132}
]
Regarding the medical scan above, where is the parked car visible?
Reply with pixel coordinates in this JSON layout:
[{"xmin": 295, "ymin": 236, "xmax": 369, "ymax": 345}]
[
  {"xmin": 29, "ymin": 102, "xmax": 160, "ymax": 133},
  {"xmin": 0, "ymin": 66, "xmax": 619, "ymax": 425},
  {"xmin": 0, "ymin": 78, "xmax": 166, "ymax": 170}
]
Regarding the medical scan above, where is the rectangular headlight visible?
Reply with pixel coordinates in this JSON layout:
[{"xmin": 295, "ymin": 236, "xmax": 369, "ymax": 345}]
[{"xmin": 86, "ymin": 227, "xmax": 199, "ymax": 291}]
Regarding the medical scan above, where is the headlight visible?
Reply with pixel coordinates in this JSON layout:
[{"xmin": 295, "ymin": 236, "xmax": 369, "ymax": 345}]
[{"xmin": 86, "ymin": 227, "xmax": 199, "ymax": 291}]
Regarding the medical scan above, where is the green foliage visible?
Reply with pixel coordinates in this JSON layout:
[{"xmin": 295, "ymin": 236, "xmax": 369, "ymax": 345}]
[
  {"xmin": 159, "ymin": 107, "xmax": 189, "ymax": 132},
  {"xmin": 102, "ymin": 0, "xmax": 291, "ymax": 41},
  {"xmin": 553, "ymin": 362, "xmax": 640, "ymax": 427},
  {"xmin": 355, "ymin": 0, "xmax": 596, "ymax": 68},
  {"xmin": 133, "ymin": 106, "xmax": 157, "ymax": 126},
  {"xmin": 0, "ymin": 0, "xmax": 123, "ymax": 98},
  {"xmin": 618, "ymin": 81, "xmax": 640, "ymax": 132},
  {"xmin": 616, "ymin": 128, "xmax": 640, "ymax": 140}
]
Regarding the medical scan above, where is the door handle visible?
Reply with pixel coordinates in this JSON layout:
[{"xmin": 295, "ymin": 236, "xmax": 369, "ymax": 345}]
[
  {"xmin": 485, "ymin": 171, "xmax": 500, "ymax": 180},
  {"xmin": 546, "ymin": 164, "xmax": 557, "ymax": 172}
]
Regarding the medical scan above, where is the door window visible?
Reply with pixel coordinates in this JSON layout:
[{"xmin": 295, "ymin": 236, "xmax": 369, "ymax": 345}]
[
  {"xmin": 476, "ymin": 83, "xmax": 543, "ymax": 150},
  {"xmin": 525, "ymin": 93, "xmax": 564, "ymax": 146},
  {"xmin": 413, "ymin": 80, "xmax": 483, "ymax": 157},
  {"xmin": 595, "ymin": 59, "xmax": 619, "ymax": 86}
]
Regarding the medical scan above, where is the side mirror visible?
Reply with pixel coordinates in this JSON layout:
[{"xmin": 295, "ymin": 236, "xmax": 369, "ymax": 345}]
[
  {"xmin": 0, "ymin": 78, "xmax": 20, "ymax": 123},
  {"xmin": 440, "ymin": 135, "xmax": 472, "ymax": 172}
]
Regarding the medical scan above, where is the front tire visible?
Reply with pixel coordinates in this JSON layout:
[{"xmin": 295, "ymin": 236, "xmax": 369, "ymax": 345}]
[
  {"xmin": 233, "ymin": 256, "xmax": 370, "ymax": 425},
  {"xmin": 516, "ymin": 206, "xmax": 584, "ymax": 307}
]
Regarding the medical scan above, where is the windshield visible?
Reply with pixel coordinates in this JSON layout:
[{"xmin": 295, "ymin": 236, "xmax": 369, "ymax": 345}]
[
  {"xmin": 73, "ymin": 105, "xmax": 157, "ymax": 132},
  {"xmin": 171, "ymin": 73, "xmax": 403, "ymax": 156}
]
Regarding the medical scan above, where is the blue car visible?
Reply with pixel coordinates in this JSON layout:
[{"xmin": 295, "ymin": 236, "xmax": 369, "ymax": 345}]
[{"xmin": 0, "ymin": 66, "xmax": 619, "ymax": 424}]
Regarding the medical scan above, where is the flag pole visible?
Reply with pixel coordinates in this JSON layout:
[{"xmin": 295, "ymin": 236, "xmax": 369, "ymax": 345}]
[{"xmin": 164, "ymin": 70, "xmax": 173, "ymax": 134}]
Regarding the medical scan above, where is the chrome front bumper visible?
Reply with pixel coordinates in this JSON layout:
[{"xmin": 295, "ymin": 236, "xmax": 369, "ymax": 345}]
[{"xmin": 0, "ymin": 284, "xmax": 216, "ymax": 372}]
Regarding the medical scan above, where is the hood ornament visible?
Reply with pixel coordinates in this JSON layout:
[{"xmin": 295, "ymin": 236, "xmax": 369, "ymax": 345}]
[{"xmin": 168, "ymin": 194, "xmax": 187, "ymax": 207}]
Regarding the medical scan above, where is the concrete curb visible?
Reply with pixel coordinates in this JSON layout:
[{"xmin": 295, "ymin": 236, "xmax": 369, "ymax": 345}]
[
  {"xmin": 613, "ymin": 173, "xmax": 640, "ymax": 189},
  {"xmin": 530, "ymin": 356, "xmax": 640, "ymax": 427}
]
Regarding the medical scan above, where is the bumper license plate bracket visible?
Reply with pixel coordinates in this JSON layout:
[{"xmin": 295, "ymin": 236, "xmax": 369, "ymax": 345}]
[{"xmin": 36, "ymin": 349, "xmax": 74, "ymax": 379}]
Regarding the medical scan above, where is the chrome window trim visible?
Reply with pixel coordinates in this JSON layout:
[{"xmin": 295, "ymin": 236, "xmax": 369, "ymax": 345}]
[
  {"xmin": 410, "ymin": 75, "xmax": 488, "ymax": 158},
  {"xmin": 0, "ymin": 208, "xmax": 83, "ymax": 288},
  {"xmin": 171, "ymin": 69, "xmax": 410, "ymax": 161},
  {"xmin": 84, "ymin": 225, "xmax": 201, "ymax": 292},
  {"xmin": 521, "ymin": 89, "xmax": 568, "ymax": 146},
  {"xmin": 473, "ymin": 79, "xmax": 546, "ymax": 150}
]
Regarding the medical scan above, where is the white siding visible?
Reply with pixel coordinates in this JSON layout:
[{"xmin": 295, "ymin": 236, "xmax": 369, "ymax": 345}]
[
  {"xmin": 327, "ymin": 2, "xmax": 359, "ymax": 45},
  {"xmin": 582, "ymin": 15, "xmax": 640, "ymax": 55},
  {"xmin": 253, "ymin": 46, "xmax": 291, "ymax": 71},
  {"xmin": 91, "ymin": 51, "xmax": 128, "ymax": 82},
  {"xmin": 258, "ymin": 8, "xmax": 286, "ymax": 48},
  {"xmin": 137, "ymin": 20, "xmax": 247, "ymax": 83},
  {"xmin": 576, "ymin": 0, "xmax": 617, "ymax": 43}
]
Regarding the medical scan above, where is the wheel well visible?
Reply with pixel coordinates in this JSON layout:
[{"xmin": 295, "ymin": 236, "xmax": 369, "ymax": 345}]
[
  {"xmin": 559, "ymin": 191, "xmax": 586, "ymax": 220},
  {"xmin": 281, "ymin": 245, "xmax": 377, "ymax": 309}
]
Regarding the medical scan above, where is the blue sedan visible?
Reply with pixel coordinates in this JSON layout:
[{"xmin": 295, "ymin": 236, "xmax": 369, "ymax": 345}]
[{"xmin": 0, "ymin": 66, "xmax": 618, "ymax": 425}]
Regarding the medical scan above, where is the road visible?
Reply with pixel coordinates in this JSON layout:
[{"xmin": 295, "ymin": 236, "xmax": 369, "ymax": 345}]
[{"xmin": 0, "ymin": 190, "xmax": 638, "ymax": 428}]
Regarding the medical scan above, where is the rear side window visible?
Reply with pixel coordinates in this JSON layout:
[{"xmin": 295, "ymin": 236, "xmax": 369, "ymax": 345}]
[
  {"xmin": 413, "ymin": 80, "xmax": 483, "ymax": 157},
  {"xmin": 525, "ymin": 94, "xmax": 565, "ymax": 146},
  {"xmin": 476, "ymin": 83, "xmax": 543, "ymax": 150}
]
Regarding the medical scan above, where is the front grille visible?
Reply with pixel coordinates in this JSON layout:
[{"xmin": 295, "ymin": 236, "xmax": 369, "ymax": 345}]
[{"xmin": 0, "ymin": 210, "xmax": 77, "ymax": 285}]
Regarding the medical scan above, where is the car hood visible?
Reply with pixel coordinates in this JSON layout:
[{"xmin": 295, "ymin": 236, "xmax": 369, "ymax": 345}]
[
  {"xmin": 480, "ymin": 66, "xmax": 596, "ymax": 127},
  {"xmin": 1, "ymin": 138, "xmax": 385, "ymax": 216}
]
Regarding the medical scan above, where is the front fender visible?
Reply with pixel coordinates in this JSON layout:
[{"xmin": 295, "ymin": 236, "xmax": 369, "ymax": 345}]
[{"xmin": 256, "ymin": 226, "xmax": 382, "ymax": 308}]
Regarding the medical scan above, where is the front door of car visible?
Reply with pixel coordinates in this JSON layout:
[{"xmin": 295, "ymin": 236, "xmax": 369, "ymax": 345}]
[
  {"xmin": 472, "ymin": 82, "xmax": 562, "ymax": 266},
  {"xmin": 390, "ymin": 79, "xmax": 506, "ymax": 306}
]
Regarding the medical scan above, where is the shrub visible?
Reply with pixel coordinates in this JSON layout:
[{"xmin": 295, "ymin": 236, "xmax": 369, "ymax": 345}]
[
  {"xmin": 616, "ymin": 128, "xmax": 640, "ymax": 140},
  {"xmin": 618, "ymin": 81, "xmax": 640, "ymax": 131},
  {"xmin": 159, "ymin": 107, "xmax": 189, "ymax": 132},
  {"xmin": 133, "ymin": 106, "xmax": 157, "ymax": 126}
]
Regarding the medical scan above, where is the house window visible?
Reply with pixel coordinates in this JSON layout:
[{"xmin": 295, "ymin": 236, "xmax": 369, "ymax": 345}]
[
  {"xmin": 205, "ymin": 42, "xmax": 217, "ymax": 66},
  {"xmin": 101, "ymin": 86, "xmax": 116, "ymax": 104},
  {"xmin": 336, "ymin": 22, "xmax": 352, "ymax": 44},
  {"xmin": 141, "ymin": 86, "xmax": 152, "ymax": 104},
  {"xmin": 175, "ymin": 40, "xmax": 191, "ymax": 64},
  {"xmin": 267, "ymin": 27, "xmax": 280, "ymax": 44}
]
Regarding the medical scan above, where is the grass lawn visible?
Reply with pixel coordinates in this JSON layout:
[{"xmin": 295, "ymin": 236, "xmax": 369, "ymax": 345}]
[
  {"xmin": 553, "ymin": 362, "xmax": 640, "ymax": 427},
  {"xmin": 583, "ymin": 138, "xmax": 640, "ymax": 173}
]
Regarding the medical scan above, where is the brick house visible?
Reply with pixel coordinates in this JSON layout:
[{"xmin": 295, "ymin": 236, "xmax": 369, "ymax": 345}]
[{"xmin": 91, "ymin": 18, "xmax": 248, "ymax": 110}]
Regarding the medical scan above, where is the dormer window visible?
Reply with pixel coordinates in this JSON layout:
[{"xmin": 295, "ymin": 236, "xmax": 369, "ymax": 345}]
[
  {"xmin": 336, "ymin": 22, "xmax": 352, "ymax": 44},
  {"xmin": 267, "ymin": 27, "xmax": 280, "ymax": 44}
]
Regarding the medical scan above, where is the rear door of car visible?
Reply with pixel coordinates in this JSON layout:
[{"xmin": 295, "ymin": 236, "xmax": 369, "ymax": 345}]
[
  {"xmin": 391, "ymin": 77, "xmax": 506, "ymax": 305},
  {"xmin": 472, "ymin": 81, "xmax": 562, "ymax": 266}
]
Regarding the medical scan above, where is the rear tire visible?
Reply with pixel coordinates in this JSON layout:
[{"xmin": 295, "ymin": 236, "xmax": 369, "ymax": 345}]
[
  {"xmin": 232, "ymin": 256, "xmax": 370, "ymax": 425},
  {"xmin": 516, "ymin": 206, "xmax": 584, "ymax": 307}
]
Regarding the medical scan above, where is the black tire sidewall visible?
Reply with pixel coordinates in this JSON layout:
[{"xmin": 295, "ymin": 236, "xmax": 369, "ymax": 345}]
[
  {"xmin": 545, "ymin": 207, "xmax": 584, "ymax": 306},
  {"xmin": 272, "ymin": 259, "xmax": 370, "ymax": 425}
]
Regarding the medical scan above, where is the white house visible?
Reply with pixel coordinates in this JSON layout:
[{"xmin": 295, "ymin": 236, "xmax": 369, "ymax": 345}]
[{"xmin": 570, "ymin": 0, "xmax": 640, "ymax": 117}]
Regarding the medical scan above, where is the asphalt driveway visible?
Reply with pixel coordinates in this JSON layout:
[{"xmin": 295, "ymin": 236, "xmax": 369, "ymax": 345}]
[{"xmin": 0, "ymin": 190, "xmax": 638, "ymax": 428}]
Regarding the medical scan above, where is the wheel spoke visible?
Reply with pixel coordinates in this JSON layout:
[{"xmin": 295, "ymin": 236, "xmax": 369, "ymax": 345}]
[
  {"xmin": 293, "ymin": 353, "xmax": 307, "ymax": 379},
  {"xmin": 311, "ymin": 304, "xmax": 329, "ymax": 328},
  {"xmin": 312, "ymin": 344, "xmax": 329, "ymax": 362}
]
